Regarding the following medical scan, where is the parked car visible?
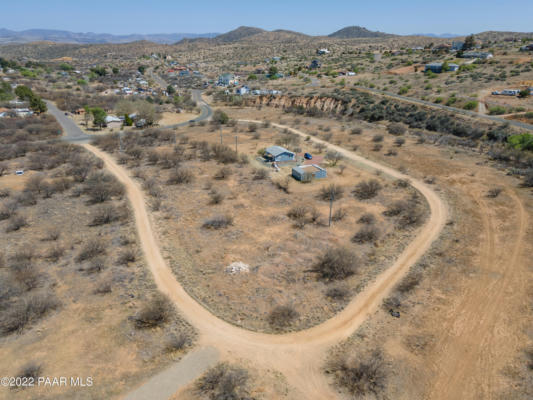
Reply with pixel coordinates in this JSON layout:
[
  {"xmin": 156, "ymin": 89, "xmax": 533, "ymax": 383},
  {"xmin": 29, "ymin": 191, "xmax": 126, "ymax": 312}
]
[
  {"xmin": 491, "ymin": 91, "xmax": 500, "ymax": 95},
  {"xmin": 304, "ymin": 152, "xmax": 313, "ymax": 160},
  {"xmin": 15, "ymin": 170, "xmax": 24, "ymax": 175}
]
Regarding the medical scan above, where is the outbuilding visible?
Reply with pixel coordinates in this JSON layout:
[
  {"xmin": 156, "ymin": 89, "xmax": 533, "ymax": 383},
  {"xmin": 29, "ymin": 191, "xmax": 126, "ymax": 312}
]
[{"xmin": 292, "ymin": 164, "xmax": 327, "ymax": 181}]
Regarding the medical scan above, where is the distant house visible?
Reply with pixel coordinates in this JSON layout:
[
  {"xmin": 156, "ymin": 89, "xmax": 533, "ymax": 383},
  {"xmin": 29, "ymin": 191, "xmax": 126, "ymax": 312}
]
[
  {"xmin": 462, "ymin": 51, "xmax": 493, "ymax": 59},
  {"xmin": 105, "ymin": 115, "xmax": 122, "ymax": 129},
  {"xmin": 292, "ymin": 164, "xmax": 327, "ymax": 181},
  {"xmin": 14, "ymin": 108, "xmax": 33, "ymax": 117},
  {"xmin": 218, "ymin": 73, "xmax": 237, "ymax": 86},
  {"xmin": 264, "ymin": 146, "xmax": 295, "ymax": 162},
  {"xmin": 317, "ymin": 48, "xmax": 330, "ymax": 55},
  {"xmin": 519, "ymin": 44, "xmax": 533, "ymax": 51},
  {"xmin": 309, "ymin": 59, "xmax": 321, "ymax": 69},
  {"xmin": 425, "ymin": 62, "xmax": 459, "ymax": 73},
  {"xmin": 236, "ymin": 86, "xmax": 249, "ymax": 95},
  {"xmin": 451, "ymin": 41, "xmax": 464, "ymax": 51},
  {"xmin": 179, "ymin": 70, "xmax": 190, "ymax": 76}
]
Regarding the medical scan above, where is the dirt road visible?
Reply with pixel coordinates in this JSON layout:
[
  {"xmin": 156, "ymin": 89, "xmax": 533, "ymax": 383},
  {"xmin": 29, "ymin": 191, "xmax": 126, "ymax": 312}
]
[{"xmin": 82, "ymin": 115, "xmax": 448, "ymax": 399}]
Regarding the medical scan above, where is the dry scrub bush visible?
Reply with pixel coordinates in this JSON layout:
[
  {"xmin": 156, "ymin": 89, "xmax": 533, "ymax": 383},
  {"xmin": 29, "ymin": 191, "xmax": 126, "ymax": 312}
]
[
  {"xmin": 83, "ymin": 172, "xmax": 124, "ymax": 204},
  {"xmin": 89, "ymin": 204, "xmax": 125, "ymax": 226},
  {"xmin": 211, "ymin": 144, "xmax": 238, "ymax": 164},
  {"xmin": 214, "ymin": 166, "xmax": 232, "ymax": 180},
  {"xmin": 197, "ymin": 363, "xmax": 250, "ymax": 400},
  {"xmin": 133, "ymin": 294, "xmax": 173, "ymax": 329},
  {"xmin": 358, "ymin": 213, "xmax": 376, "ymax": 224},
  {"xmin": 0, "ymin": 292, "xmax": 59, "ymax": 335},
  {"xmin": 202, "ymin": 215, "xmax": 233, "ymax": 229},
  {"xmin": 388, "ymin": 123, "xmax": 406, "ymax": 135},
  {"xmin": 76, "ymin": 239, "xmax": 107, "ymax": 262},
  {"xmin": 268, "ymin": 305, "xmax": 299, "ymax": 329},
  {"xmin": 332, "ymin": 208, "xmax": 347, "ymax": 221},
  {"xmin": 166, "ymin": 168, "xmax": 194, "ymax": 185},
  {"xmin": 209, "ymin": 190, "xmax": 224, "ymax": 205},
  {"xmin": 328, "ymin": 350, "xmax": 386, "ymax": 398},
  {"xmin": 486, "ymin": 188, "xmax": 502, "ymax": 198},
  {"xmin": 352, "ymin": 226, "xmax": 379, "ymax": 244},
  {"xmin": 325, "ymin": 285, "xmax": 349, "ymax": 301},
  {"xmin": 5, "ymin": 215, "xmax": 28, "ymax": 233},
  {"xmin": 353, "ymin": 179, "xmax": 382, "ymax": 200},
  {"xmin": 319, "ymin": 183, "xmax": 344, "ymax": 201},
  {"xmin": 116, "ymin": 249, "xmax": 136, "ymax": 265},
  {"xmin": 272, "ymin": 176, "xmax": 291, "ymax": 193},
  {"xmin": 312, "ymin": 247, "xmax": 358, "ymax": 281},
  {"xmin": 164, "ymin": 332, "xmax": 192, "ymax": 353},
  {"xmin": 252, "ymin": 168, "xmax": 269, "ymax": 180}
]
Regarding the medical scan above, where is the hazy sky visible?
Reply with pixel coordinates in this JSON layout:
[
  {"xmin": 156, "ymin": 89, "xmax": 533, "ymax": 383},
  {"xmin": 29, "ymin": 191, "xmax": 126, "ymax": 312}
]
[{"xmin": 1, "ymin": 0, "xmax": 532, "ymax": 36}]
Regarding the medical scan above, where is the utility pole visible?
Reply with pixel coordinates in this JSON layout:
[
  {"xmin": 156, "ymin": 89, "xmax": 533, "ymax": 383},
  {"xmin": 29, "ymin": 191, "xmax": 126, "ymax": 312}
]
[{"xmin": 328, "ymin": 188, "xmax": 335, "ymax": 227}]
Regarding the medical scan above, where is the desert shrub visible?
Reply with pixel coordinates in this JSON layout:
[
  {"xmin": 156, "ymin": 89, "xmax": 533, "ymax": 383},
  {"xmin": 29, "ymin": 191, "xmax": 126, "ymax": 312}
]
[
  {"xmin": 247, "ymin": 123, "xmax": 258, "ymax": 132},
  {"xmin": 352, "ymin": 226, "xmax": 379, "ymax": 243},
  {"xmin": 272, "ymin": 176, "xmax": 291, "ymax": 193},
  {"xmin": 372, "ymin": 134, "xmax": 384, "ymax": 143},
  {"xmin": 0, "ymin": 292, "xmax": 59, "ymax": 335},
  {"xmin": 383, "ymin": 200, "xmax": 409, "ymax": 217},
  {"xmin": 214, "ymin": 166, "xmax": 232, "ymax": 180},
  {"xmin": 252, "ymin": 168, "xmax": 269, "ymax": 180},
  {"xmin": 5, "ymin": 215, "xmax": 28, "ymax": 232},
  {"xmin": 116, "ymin": 249, "xmax": 136, "ymax": 265},
  {"xmin": 197, "ymin": 363, "xmax": 250, "ymax": 400},
  {"xmin": 325, "ymin": 151, "xmax": 344, "ymax": 166},
  {"xmin": 395, "ymin": 179, "xmax": 410, "ymax": 188},
  {"xmin": 350, "ymin": 127, "xmax": 362, "ymax": 135},
  {"xmin": 332, "ymin": 208, "xmax": 347, "ymax": 221},
  {"xmin": 396, "ymin": 272, "xmax": 422, "ymax": 294},
  {"xmin": 15, "ymin": 191, "xmax": 37, "ymax": 206},
  {"xmin": 202, "ymin": 215, "xmax": 233, "ymax": 229},
  {"xmin": 44, "ymin": 245, "xmax": 64, "ymax": 262},
  {"xmin": 17, "ymin": 363, "xmax": 42, "ymax": 381},
  {"xmin": 0, "ymin": 187, "xmax": 10, "ymax": 198},
  {"xmin": 133, "ymin": 294, "xmax": 173, "ymax": 329},
  {"xmin": 397, "ymin": 207, "xmax": 423, "ymax": 228},
  {"xmin": 388, "ymin": 123, "xmax": 406, "ymax": 135},
  {"xmin": 394, "ymin": 137, "xmax": 406, "ymax": 147},
  {"xmin": 312, "ymin": 247, "xmax": 358, "ymax": 281},
  {"xmin": 287, "ymin": 205, "xmax": 308, "ymax": 220},
  {"xmin": 93, "ymin": 282, "xmax": 112, "ymax": 294},
  {"xmin": 0, "ymin": 200, "xmax": 17, "ymax": 220},
  {"xmin": 372, "ymin": 143, "xmax": 383, "ymax": 152},
  {"xmin": 319, "ymin": 183, "xmax": 344, "ymax": 201},
  {"xmin": 328, "ymin": 350, "xmax": 386, "ymax": 398},
  {"xmin": 209, "ymin": 190, "xmax": 224, "ymax": 205},
  {"xmin": 86, "ymin": 257, "xmax": 105, "ymax": 274},
  {"xmin": 166, "ymin": 168, "xmax": 194, "ymax": 185},
  {"xmin": 42, "ymin": 226, "xmax": 60, "ymax": 241},
  {"xmin": 89, "ymin": 204, "xmax": 124, "ymax": 226},
  {"xmin": 75, "ymin": 239, "xmax": 107, "ymax": 262},
  {"xmin": 325, "ymin": 285, "xmax": 349, "ymax": 301},
  {"xmin": 211, "ymin": 144, "xmax": 238, "ymax": 164},
  {"xmin": 164, "ymin": 332, "xmax": 191, "ymax": 353},
  {"xmin": 486, "ymin": 188, "xmax": 502, "ymax": 198},
  {"xmin": 10, "ymin": 260, "xmax": 40, "ymax": 291},
  {"xmin": 83, "ymin": 172, "xmax": 124, "ymax": 204},
  {"xmin": 523, "ymin": 170, "xmax": 533, "ymax": 187},
  {"xmin": 268, "ymin": 305, "xmax": 299, "ymax": 328},
  {"xmin": 353, "ymin": 179, "xmax": 382, "ymax": 200}
]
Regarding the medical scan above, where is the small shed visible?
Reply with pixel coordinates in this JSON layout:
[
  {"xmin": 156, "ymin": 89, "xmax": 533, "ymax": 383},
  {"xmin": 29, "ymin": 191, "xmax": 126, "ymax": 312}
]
[
  {"xmin": 292, "ymin": 164, "xmax": 327, "ymax": 181},
  {"xmin": 264, "ymin": 146, "xmax": 295, "ymax": 162}
]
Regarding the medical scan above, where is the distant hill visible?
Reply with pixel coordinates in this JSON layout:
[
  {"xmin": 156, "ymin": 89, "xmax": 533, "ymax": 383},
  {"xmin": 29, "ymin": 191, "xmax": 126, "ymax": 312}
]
[
  {"xmin": 328, "ymin": 26, "xmax": 394, "ymax": 39},
  {"xmin": 214, "ymin": 26, "xmax": 266, "ymax": 43},
  {"xmin": 0, "ymin": 28, "xmax": 219, "ymax": 45}
]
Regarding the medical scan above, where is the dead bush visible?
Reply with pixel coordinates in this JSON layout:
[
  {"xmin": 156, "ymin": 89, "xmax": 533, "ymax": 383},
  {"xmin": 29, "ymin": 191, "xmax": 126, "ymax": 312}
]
[
  {"xmin": 214, "ymin": 166, "xmax": 232, "ymax": 180},
  {"xmin": 166, "ymin": 168, "xmax": 194, "ymax": 185},
  {"xmin": 352, "ymin": 226, "xmax": 379, "ymax": 244},
  {"xmin": 397, "ymin": 207, "xmax": 423, "ymax": 229},
  {"xmin": 42, "ymin": 226, "xmax": 60, "ymax": 241},
  {"xmin": 0, "ymin": 200, "xmax": 17, "ymax": 220},
  {"xmin": 0, "ymin": 292, "xmax": 59, "ymax": 335},
  {"xmin": 89, "ymin": 204, "xmax": 124, "ymax": 226},
  {"xmin": 319, "ymin": 183, "xmax": 344, "ymax": 201},
  {"xmin": 83, "ymin": 172, "xmax": 124, "ymax": 204},
  {"xmin": 325, "ymin": 285, "xmax": 349, "ymax": 301},
  {"xmin": 75, "ymin": 239, "xmax": 107, "ymax": 262},
  {"xmin": 383, "ymin": 200, "xmax": 409, "ymax": 217},
  {"xmin": 287, "ymin": 205, "xmax": 308, "ymax": 221},
  {"xmin": 252, "ymin": 168, "xmax": 269, "ymax": 180},
  {"xmin": 358, "ymin": 213, "xmax": 376, "ymax": 224},
  {"xmin": 268, "ymin": 305, "xmax": 299, "ymax": 329},
  {"xmin": 211, "ymin": 144, "xmax": 238, "ymax": 164},
  {"xmin": 523, "ymin": 170, "xmax": 533, "ymax": 187},
  {"xmin": 487, "ymin": 188, "xmax": 502, "ymax": 198},
  {"xmin": 164, "ymin": 332, "xmax": 192, "ymax": 353},
  {"xmin": 394, "ymin": 137, "xmax": 406, "ymax": 147},
  {"xmin": 328, "ymin": 350, "xmax": 386, "ymax": 398},
  {"xmin": 396, "ymin": 272, "xmax": 422, "ymax": 294},
  {"xmin": 312, "ymin": 247, "xmax": 359, "ymax": 281},
  {"xmin": 116, "ymin": 249, "xmax": 136, "ymax": 265},
  {"xmin": 332, "ymin": 208, "xmax": 347, "ymax": 221},
  {"xmin": 372, "ymin": 134, "xmax": 384, "ymax": 142},
  {"xmin": 44, "ymin": 245, "xmax": 64, "ymax": 262},
  {"xmin": 15, "ymin": 191, "xmax": 37, "ymax": 206},
  {"xmin": 93, "ymin": 282, "xmax": 112, "ymax": 295},
  {"xmin": 209, "ymin": 190, "xmax": 224, "ymax": 205},
  {"xmin": 17, "ymin": 363, "xmax": 42, "ymax": 381},
  {"xmin": 350, "ymin": 127, "xmax": 362, "ymax": 135},
  {"xmin": 202, "ymin": 215, "xmax": 233, "ymax": 229},
  {"xmin": 197, "ymin": 363, "xmax": 250, "ymax": 400},
  {"xmin": 86, "ymin": 257, "xmax": 105, "ymax": 274},
  {"xmin": 5, "ymin": 215, "xmax": 28, "ymax": 233},
  {"xmin": 353, "ymin": 179, "xmax": 382, "ymax": 200},
  {"xmin": 272, "ymin": 176, "xmax": 290, "ymax": 193},
  {"xmin": 388, "ymin": 123, "xmax": 406, "ymax": 135},
  {"xmin": 133, "ymin": 294, "xmax": 173, "ymax": 329},
  {"xmin": 0, "ymin": 188, "xmax": 10, "ymax": 198}
]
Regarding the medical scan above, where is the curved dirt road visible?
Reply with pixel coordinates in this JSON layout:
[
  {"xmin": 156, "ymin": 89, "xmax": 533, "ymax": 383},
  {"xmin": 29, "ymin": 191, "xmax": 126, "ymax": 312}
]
[{"xmin": 80, "ymin": 116, "xmax": 447, "ymax": 399}]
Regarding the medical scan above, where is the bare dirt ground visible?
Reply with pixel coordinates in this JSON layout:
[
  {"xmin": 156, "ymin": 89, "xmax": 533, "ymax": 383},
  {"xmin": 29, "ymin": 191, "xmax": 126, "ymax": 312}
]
[{"xmin": 158, "ymin": 111, "xmax": 198, "ymax": 126}]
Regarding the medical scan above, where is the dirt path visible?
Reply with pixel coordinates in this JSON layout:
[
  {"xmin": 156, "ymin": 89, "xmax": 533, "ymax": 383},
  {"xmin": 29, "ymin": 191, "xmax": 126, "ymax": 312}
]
[{"xmin": 82, "ymin": 118, "xmax": 448, "ymax": 399}]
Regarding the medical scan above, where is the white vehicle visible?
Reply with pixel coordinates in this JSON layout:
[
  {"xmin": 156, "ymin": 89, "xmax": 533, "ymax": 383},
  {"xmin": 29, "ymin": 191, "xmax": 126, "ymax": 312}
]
[{"xmin": 15, "ymin": 170, "xmax": 24, "ymax": 175}]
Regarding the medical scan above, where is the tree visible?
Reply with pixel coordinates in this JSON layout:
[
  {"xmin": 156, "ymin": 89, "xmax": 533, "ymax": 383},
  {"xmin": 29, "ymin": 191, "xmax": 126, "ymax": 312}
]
[
  {"xmin": 212, "ymin": 109, "xmax": 229, "ymax": 125},
  {"xmin": 518, "ymin": 89, "xmax": 530, "ymax": 98},
  {"xmin": 441, "ymin": 61, "xmax": 450, "ymax": 72},
  {"xmin": 15, "ymin": 85, "xmax": 34, "ymax": 101},
  {"xmin": 137, "ymin": 100, "xmax": 159, "ymax": 126},
  {"xmin": 124, "ymin": 114, "xmax": 133, "ymax": 126},
  {"xmin": 268, "ymin": 65, "xmax": 278, "ymax": 76},
  {"xmin": 114, "ymin": 99, "xmax": 136, "ymax": 116},
  {"xmin": 138, "ymin": 65, "xmax": 146, "ymax": 75},
  {"xmin": 166, "ymin": 85, "xmax": 176, "ymax": 95},
  {"xmin": 112, "ymin": 66, "xmax": 119, "ymax": 74},
  {"xmin": 90, "ymin": 107, "xmax": 107, "ymax": 129},
  {"xmin": 90, "ymin": 66, "xmax": 107, "ymax": 77},
  {"xmin": 0, "ymin": 81, "xmax": 13, "ymax": 101},
  {"xmin": 247, "ymin": 74, "xmax": 257, "ymax": 80},
  {"xmin": 463, "ymin": 34, "xmax": 476, "ymax": 50},
  {"xmin": 29, "ymin": 96, "xmax": 47, "ymax": 113}
]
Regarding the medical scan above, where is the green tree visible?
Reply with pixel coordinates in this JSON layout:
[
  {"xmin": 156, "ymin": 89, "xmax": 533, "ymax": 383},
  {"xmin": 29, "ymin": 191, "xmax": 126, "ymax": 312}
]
[
  {"xmin": 0, "ymin": 81, "xmax": 13, "ymax": 101},
  {"xmin": 90, "ymin": 66, "xmax": 107, "ymax": 77},
  {"xmin": 463, "ymin": 34, "xmax": 476, "ymax": 50},
  {"xmin": 124, "ymin": 114, "xmax": 133, "ymax": 126},
  {"xmin": 268, "ymin": 65, "xmax": 278, "ymax": 76},
  {"xmin": 29, "ymin": 96, "xmax": 47, "ymax": 113},
  {"xmin": 90, "ymin": 107, "xmax": 107, "ymax": 129},
  {"xmin": 247, "ymin": 74, "xmax": 257, "ymax": 80},
  {"xmin": 212, "ymin": 109, "xmax": 229, "ymax": 125},
  {"xmin": 14, "ymin": 85, "xmax": 34, "ymax": 101},
  {"xmin": 138, "ymin": 65, "xmax": 146, "ymax": 75},
  {"xmin": 518, "ymin": 89, "xmax": 530, "ymax": 98},
  {"xmin": 112, "ymin": 66, "xmax": 119, "ymax": 74},
  {"xmin": 441, "ymin": 61, "xmax": 450, "ymax": 72},
  {"xmin": 166, "ymin": 85, "xmax": 176, "ymax": 95},
  {"xmin": 59, "ymin": 63, "xmax": 73, "ymax": 71}
]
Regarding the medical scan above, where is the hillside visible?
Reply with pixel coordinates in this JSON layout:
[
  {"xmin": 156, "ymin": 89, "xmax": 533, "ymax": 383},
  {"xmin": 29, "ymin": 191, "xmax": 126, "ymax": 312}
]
[
  {"xmin": 214, "ymin": 26, "xmax": 266, "ymax": 43},
  {"xmin": 328, "ymin": 25, "xmax": 394, "ymax": 39}
]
